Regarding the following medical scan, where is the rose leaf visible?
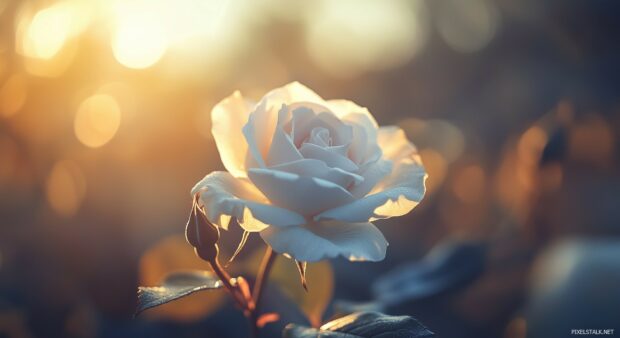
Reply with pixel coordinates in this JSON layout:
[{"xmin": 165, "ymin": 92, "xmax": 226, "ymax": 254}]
[
  {"xmin": 371, "ymin": 239, "xmax": 487, "ymax": 306},
  {"xmin": 282, "ymin": 311, "xmax": 434, "ymax": 338},
  {"xmin": 135, "ymin": 270, "xmax": 229, "ymax": 316}
]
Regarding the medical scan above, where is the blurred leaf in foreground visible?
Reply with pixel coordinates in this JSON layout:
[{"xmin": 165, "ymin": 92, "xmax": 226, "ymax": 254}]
[
  {"xmin": 283, "ymin": 311, "xmax": 434, "ymax": 338},
  {"xmin": 372, "ymin": 239, "xmax": 487, "ymax": 306},
  {"xmin": 139, "ymin": 235, "xmax": 227, "ymax": 321},
  {"xmin": 244, "ymin": 249, "xmax": 333, "ymax": 327},
  {"xmin": 136, "ymin": 270, "xmax": 226, "ymax": 316}
]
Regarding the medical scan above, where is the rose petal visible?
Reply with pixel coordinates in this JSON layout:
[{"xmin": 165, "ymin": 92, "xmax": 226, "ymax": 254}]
[
  {"xmin": 242, "ymin": 83, "xmax": 328, "ymax": 169},
  {"xmin": 299, "ymin": 143, "xmax": 359, "ymax": 173},
  {"xmin": 265, "ymin": 82, "xmax": 327, "ymax": 107},
  {"xmin": 376, "ymin": 126, "xmax": 418, "ymax": 163},
  {"xmin": 328, "ymin": 100, "xmax": 382, "ymax": 165},
  {"xmin": 349, "ymin": 159, "xmax": 393, "ymax": 198},
  {"xmin": 266, "ymin": 105, "xmax": 303, "ymax": 166},
  {"xmin": 293, "ymin": 112, "xmax": 353, "ymax": 147},
  {"xmin": 327, "ymin": 99, "xmax": 379, "ymax": 137},
  {"xmin": 260, "ymin": 221, "xmax": 388, "ymax": 262},
  {"xmin": 211, "ymin": 91, "xmax": 254, "ymax": 177},
  {"xmin": 192, "ymin": 171, "xmax": 306, "ymax": 232},
  {"xmin": 315, "ymin": 126, "xmax": 426, "ymax": 223},
  {"xmin": 288, "ymin": 106, "xmax": 316, "ymax": 144},
  {"xmin": 269, "ymin": 158, "xmax": 363, "ymax": 188},
  {"xmin": 308, "ymin": 127, "xmax": 330, "ymax": 147},
  {"xmin": 248, "ymin": 168, "xmax": 355, "ymax": 216},
  {"xmin": 243, "ymin": 100, "xmax": 275, "ymax": 168}
]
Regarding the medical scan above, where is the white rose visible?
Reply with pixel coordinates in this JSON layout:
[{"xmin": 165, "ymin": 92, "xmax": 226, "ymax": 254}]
[{"xmin": 192, "ymin": 82, "xmax": 426, "ymax": 262}]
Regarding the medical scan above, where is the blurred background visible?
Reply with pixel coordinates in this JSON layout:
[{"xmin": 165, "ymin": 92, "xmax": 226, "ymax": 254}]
[{"xmin": 1, "ymin": 0, "xmax": 619, "ymax": 337}]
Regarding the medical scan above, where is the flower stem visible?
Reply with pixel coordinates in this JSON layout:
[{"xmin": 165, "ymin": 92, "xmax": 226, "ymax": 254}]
[
  {"xmin": 250, "ymin": 246, "xmax": 277, "ymax": 338},
  {"xmin": 209, "ymin": 257, "xmax": 248, "ymax": 311}
]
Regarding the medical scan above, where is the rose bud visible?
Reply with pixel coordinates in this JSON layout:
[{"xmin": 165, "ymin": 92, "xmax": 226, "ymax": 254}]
[{"xmin": 186, "ymin": 197, "xmax": 220, "ymax": 262}]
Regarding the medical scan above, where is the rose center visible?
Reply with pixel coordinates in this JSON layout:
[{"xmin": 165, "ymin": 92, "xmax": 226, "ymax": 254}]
[{"xmin": 305, "ymin": 127, "xmax": 333, "ymax": 148}]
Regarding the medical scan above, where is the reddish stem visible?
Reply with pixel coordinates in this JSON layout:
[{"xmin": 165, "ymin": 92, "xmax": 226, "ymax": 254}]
[{"xmin": 250, "ymin": 246, "xmax": 277, "ymax": 338}]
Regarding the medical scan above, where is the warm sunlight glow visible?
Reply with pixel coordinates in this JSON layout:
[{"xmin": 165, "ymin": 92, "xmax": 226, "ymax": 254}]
[
  {"xmin": 0, "ymin": 74, "xmax": 27, "ymax": 117},
  {"xmin": 26, "ymin": 5, "xmax": 71, "ymax": 59},
  {"xmin": 110, "ymin": 0, "xmax": 228, "ymax": 70},
  {"xmin": 112, "ymin": 13, "xmax": 168, "ymax": 69},
  {"xmin": 18, "ymin": 0, "xmax": 92, "ymax": 60},
  {"xmin": 46, "ymin": 160, "xmax": 86, "ymax": 217},
  {"xmin": 305, "ymin": 0, "xmax": 428, "ymax": 77},
  {"xmin": 74, "ymin": 94, "xmax": 121, "ymax": 148}
]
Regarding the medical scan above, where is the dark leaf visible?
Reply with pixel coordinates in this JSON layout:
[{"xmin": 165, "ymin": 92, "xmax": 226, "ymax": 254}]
[
  {"xmin": 333, "ymin": 300, "xmax": 384, "ymax": 315},
  {"xmin": 295, "ymin": 260, "xmax": 308, "ymax": 292},
  {"xmin": 135, "ymin": 270, "xmax": 227, "ymax": 316},
  {"xmin": 540, "ymin": 126, "xmax": 567, "ymax": 166},
  {"xmin": 283, "ymin": 311, "xmax": 434, "ymax": 338},
  {"xmin": 372, "ymin": 239, "xmax": 487, "ymax": 306}
]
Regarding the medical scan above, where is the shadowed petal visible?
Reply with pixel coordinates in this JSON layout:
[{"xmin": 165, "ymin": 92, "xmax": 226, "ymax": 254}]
[
  {"xmin": 260, "ymin": 221, "xmax": 388, "ymax": 262},
  {"xmin": 192, "ymin": 172, "xmax": 306, "ymax": 231},
  {"xmin": 248, "ymin": 168, "xmax": 355, "ymax": 216},
  {"xmin": 349, "ymin": 159, "xmax": 393, "ymax": 198},
  {"xmin": 270, "ymin": 158, "xmax": 363, "ymax": 188},
  {"xmin": 266, "ymin": 105, "xmax": 303, "ymax": 166},
  {"xmin": 299, "ymin": 143, "xmax": 359, "ymax": 173}
]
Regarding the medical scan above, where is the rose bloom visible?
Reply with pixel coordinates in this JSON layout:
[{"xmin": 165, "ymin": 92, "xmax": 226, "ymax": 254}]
[{"xmin": 193, "ymin": 82, "xmax": 426, "ymax": 262}]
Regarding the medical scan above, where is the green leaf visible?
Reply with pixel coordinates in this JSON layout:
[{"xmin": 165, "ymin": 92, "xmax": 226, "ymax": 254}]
[
  {"xmin": 283, "ymin": 311, "xmax": 434, "ymax": 338},
  {"xmin": 135, "ymin": 270, "xmax": 227, "ymax": 316},
  {"xmin": 242, "ymin": 249, "xmax": 333, "ymax": 327},
  {"xmin": 372, "ymin": 239, "xmax": 487, "ymax": 306}
]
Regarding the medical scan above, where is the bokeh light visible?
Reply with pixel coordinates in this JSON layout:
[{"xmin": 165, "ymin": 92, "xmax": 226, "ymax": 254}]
[
  {"xmin": 452, "ymin": 165, "xmax": 486, "ymax": 204},
  {"xmin": 0, "ymin": 1, "xmax": 619, "ymax": 336},
  {"xmin": 568, "ymin": 114, "xmax": 615, "ymax": 168},
  {"xmin": 436, "ymin": 0, "xmax": 500, "ymax": 53},
  {"xmin": 24, "ymin": 5, "xmax": 71, "ymax": 59},
  {"xmin": 110, "ymin": 0, "xmax": 228, "ymax": 70},
  {"xmin": 16, "ymin": 1, "xmax": 92, "ymax": 60},
  {"xmin": 400, "ymin": 118, "xmax": 466, "ymax": 163},
  {"xmin": 74, "ymin": 94, "xmax": 122, "ymax": 148},
  {"xmin": 305, "ymin": 0, "xmax": 428, "ymax": 78},
  {"xmin": 0, "ymin": 74, "xmax": 27, "ymax": 117},
  {"xmin": 45, "ymin": 160, "xmax": 86, "ymax": 217},
  {"xmin": 419, "ymin": 148, "xmax": 448, "ymax": 195},
  {"xmin": 112, "ymin": 11, "xmax": 168, "ymax": 69}
]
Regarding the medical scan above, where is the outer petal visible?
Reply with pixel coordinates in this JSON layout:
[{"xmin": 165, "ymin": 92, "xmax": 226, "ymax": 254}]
[
  {"xmin": 266, "ymin": 82, "xmax": 327, "ymax": 106},
  {"xmin": 211, "ymin": 91, "xmax": 254, "ymax": 177},
  {"xmin": 260, "ymin": 221, "xmax": 388, "ymax": 262},
  {"xmin": 243, "ymin": 100, "xmax": 276, "ymax": 168},
  {"xmin": 327, "ymin": 99, "xmax": 379, "ymax": 137},
  {"xmin": 315, "ymin": 126, "xmax": 426, "ymax": 223},
  {"xmin": 248, "ymin": 168, "xmax": 355, "ymax": 217},
  {"xmin": 191, "ymin": 172, "xmax": 306, "ymax": 232}
]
